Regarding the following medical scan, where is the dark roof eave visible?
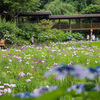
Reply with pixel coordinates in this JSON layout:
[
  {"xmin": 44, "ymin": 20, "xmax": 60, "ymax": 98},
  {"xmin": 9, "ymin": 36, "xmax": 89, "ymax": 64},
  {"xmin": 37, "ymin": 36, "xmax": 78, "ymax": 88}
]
[
  {"xmin": 49, "ymin": 14, "xmax": 100, "ymax": 19},
  {"xmin": 18, "ymin": 12, "xmax": 52, "ymax": 16}
]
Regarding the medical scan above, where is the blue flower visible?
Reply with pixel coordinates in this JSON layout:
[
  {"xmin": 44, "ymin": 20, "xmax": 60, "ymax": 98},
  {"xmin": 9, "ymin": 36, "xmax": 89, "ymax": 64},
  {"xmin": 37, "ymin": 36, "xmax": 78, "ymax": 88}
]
[
  {"xmin": 44, "ymin": 65, "xmax": 74, "ymax": 80},
  {"xmin": 13, "ymin": 92, "xmax": 31, "ymax": 98}
]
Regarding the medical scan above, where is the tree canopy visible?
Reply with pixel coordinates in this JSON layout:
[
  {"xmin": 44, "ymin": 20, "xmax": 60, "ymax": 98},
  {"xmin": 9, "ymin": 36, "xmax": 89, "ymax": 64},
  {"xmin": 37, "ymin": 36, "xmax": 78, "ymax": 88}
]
[
  {"xmin": 1, "ymin": 0, "xmax": 35, "ymax": 25},
  {"xmin": 40, "ymin": 0, "xmax": 77, "ymax": 15},
  {"xmin": 81, "ymin": 4, "xmax": 100, "ymax": 14},
  {"xmin": 0, "ymin": 0, "xmax": 100, "ymax": 25}
]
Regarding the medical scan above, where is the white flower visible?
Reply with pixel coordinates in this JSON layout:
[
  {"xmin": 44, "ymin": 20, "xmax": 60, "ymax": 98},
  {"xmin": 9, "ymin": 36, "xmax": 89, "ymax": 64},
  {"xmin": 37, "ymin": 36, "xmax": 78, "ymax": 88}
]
[
  {"xmin": 9, "ymin": 59, "xmax": 12, "ymax": 62},
  {"xmin": 4, "ymin": 66, "xmax": 9, "ymax": 68},
  {"xmin": 9, "ymin": 84, "xmax": 16, "ymax": 87},
  {"xmin": 95, "ymin": 61, "xmax": 97, "ymax": 63},
  {"xmin": 0, "ymin": 86, "xmax": 4, "ymax": 88},
  {"xmin": 4, "ymin": 88, "xmax": 11, "ymax": 93}
]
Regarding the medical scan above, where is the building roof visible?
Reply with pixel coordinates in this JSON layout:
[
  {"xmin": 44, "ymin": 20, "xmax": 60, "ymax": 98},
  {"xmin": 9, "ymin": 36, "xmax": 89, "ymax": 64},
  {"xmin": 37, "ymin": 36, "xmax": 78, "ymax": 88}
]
[
  {"xmin": 18, "ymin": 12, "xmax": 52, "ymax": 16},
  {"xmin": 49, "ymin": 14, "xmax": 100, "ymax": 19}
]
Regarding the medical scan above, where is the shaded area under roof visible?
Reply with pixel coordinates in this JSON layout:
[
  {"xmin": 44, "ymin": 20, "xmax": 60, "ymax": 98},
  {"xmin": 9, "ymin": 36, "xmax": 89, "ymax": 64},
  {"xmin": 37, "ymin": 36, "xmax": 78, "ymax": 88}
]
[
  {"xmin": 18, "ymin": 12, "xmax": 51, "ymax": 16},
  {"xmin": 49, "ymin": 14, "xmax": 100, "ymax": 19}
]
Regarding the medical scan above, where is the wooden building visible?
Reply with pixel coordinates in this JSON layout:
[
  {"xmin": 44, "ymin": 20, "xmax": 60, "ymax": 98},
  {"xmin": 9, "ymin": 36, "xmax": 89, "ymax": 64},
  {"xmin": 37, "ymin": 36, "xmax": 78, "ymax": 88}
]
[
  {"xmin": 0, "ymin": 12, "xmax": 100, "ymax": 39},
  {"xmin": 49, "ymin": 14, "xmax": 100, "ymax": 40}
]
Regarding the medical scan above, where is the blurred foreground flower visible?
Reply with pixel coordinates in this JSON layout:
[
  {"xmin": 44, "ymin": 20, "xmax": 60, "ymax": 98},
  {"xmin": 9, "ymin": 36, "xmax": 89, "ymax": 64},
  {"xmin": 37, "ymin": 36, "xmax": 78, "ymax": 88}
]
[
  {"xmin": 67, "ymin": 83, "xmax": 100, "ymax": 93},
  {"xmin": 13, "ymin": 86, "xmax": 58, "ymax": 98},
  {"xmin": 44, "ymin": 64, "xmax": 100, "ymax": 80}
]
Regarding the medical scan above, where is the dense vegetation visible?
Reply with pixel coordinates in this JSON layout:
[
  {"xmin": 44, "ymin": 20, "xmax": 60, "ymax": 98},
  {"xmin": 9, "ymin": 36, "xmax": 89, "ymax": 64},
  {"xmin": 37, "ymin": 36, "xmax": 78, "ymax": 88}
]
[
  {"xmin": 0, "ymin": 1, "xmax": 100, "ymax": 100},
  {"xmin": 0, "ymin": 0, "xmax": 100, "ymax": 22},
  {"xmin": 0, "ymin": 41, "xmax": 100, "ymax": 100}
]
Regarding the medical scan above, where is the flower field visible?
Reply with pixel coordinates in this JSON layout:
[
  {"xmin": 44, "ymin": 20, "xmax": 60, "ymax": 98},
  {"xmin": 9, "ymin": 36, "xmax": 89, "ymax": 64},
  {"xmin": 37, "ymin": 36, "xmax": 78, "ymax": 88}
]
[{"xmin": 0, "ymin": 41, "xmax": 100, "ymax": 100}]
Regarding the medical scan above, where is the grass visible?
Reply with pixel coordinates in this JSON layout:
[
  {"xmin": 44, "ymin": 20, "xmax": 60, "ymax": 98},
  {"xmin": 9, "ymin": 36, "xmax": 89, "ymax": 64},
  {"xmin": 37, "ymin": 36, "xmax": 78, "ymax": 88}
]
[{"xmin": 0, "ymin": 41, "xmax": 100, "ymax": 99}]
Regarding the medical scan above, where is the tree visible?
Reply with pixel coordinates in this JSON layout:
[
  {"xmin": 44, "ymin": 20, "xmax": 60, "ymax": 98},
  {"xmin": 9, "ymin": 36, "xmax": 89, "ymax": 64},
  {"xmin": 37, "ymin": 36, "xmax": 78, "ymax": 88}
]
[
  {"xmin": 81, "ymin": 4, "xmax": 100, "ymax": 14},
  {"xmin": 28, "ymin": 0, "xmax": 41, "ymax": 12},
  {"xmin": 0, "ymin": 0, "xmax": 5, "ymax": 13},
  {"xmin": 94, "ymin": 0, "xmax": 100, "ymax": 5},
  {"xmin": 40, "ymin": 0, "xmax": 77, "ymax": 15},
  {"xmin": 86, "ymin": 0, "xmax": 95, "ymax": 6},
  {"xmin": 2, "ymin": 0, "xmax": 35, "ymax": 26}
]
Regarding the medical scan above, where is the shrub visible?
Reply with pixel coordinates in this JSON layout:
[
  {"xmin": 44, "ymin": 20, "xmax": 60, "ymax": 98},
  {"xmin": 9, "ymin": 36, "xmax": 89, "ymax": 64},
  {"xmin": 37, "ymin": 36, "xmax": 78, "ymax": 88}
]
[
  {"xmin": 18, "ymin": 23, "xmax": 41, "ymax": 39},
  {"xmin": 38, "ymin": 29, "xmax": 73, "ymax": 42},
  {"xmin": 38, "ymin": 19, "xmax": 53, "ymax": 31},
  {"xmin": 72, "ymin": 32, "xmax": 84, "ymax": 40},
  {"xmin": 38, "ymin": 29, "xmax": 84, "ymax": 43},
  {"xmin": 0, "ymin": 18, "xmax": 19, "ymax": 44}
]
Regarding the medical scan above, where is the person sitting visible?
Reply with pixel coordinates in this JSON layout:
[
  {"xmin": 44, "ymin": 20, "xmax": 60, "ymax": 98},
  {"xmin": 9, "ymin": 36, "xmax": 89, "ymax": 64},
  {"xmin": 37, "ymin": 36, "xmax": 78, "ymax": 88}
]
[
  {"xmin": 96, "ymin": 37, "xmax": 99, "ymax": 41},
  {"xmin": 0, "ymin": 38, "xmax": 5, "ymax": 49}
]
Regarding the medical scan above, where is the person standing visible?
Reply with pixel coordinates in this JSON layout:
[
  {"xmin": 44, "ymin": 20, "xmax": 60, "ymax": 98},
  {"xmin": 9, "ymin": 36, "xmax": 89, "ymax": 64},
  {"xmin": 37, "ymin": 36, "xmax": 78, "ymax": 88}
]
[
  {"xmin": 31, "ymin": 36, "xmax": 34, "ymax": 45},
  {"xmin": 92, "ymin": 34, "xmax": 95, "ymax": 41},
  {"xmin": 0, "ymin": 38, "xmax": 5, "ymax": 49},
  {"xmin": 87, "ymin": 34, "xmax": 89, "ymax": 41}
]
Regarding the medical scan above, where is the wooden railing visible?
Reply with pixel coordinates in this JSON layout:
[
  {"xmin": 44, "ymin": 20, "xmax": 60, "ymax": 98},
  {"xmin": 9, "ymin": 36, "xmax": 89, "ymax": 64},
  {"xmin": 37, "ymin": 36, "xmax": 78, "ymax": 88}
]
[{"xmin": 52, "ymin": 23, "xmax": 100, "ymax": 30}]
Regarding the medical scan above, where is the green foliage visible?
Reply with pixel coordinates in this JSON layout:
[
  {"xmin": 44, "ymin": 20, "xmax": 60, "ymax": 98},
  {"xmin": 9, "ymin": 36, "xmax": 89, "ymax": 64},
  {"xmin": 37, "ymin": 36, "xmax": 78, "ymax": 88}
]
[
  {"xmin": 0, "ymin": 18, "xmax": 19, "ymax": 44},
  {"xmin": 37, "ymin": 88, "xmax": 65, "ymax": 100},
  {"xmin": 90, "ymin": 42, "xmax": 100, "ymax": 48},
  {"xmin": 27, "ymin": 0, "xmax": 41, "ymax": 12},
  {"xmin": 0, "ymin": 41, "xmax": 100, "ymax": 99},
  {"xmin": 1, "ymin": 0, "xmax": 35, "ymax": 25},
  {"xmin": 65, "ymin": 0, "xmax": 87, "ymax": 12},
  {"xmin": 94, "ymin": 0, "xmax": 100, "ymax": 5},
  {"xmin": 40, "ymin": 0, "xmax": 77, "ymax": 15},
  {"xmin": 0, "ymin": 88, "xmax": 65, "ymax": 100},
  {"xmin": 72, "ymin": 32, "xmax": 84, "ymax": 40},
  {"xmin": 3, "ymin": 0, "xmax": 35, "ymax": 14},
  {"xmin": 38, "ymin": 29, "xmax": 84, "ymax": 43},
  {"xmin": 18, "ymin": 23, "xmax": 41, "ymax": 39},
  {"xmin": 81, "ymin": 4, "xmax": 100, "ymax": 14},
  {"xmin": 38, "ymin": 19, "xmax": 53, "ymax": 31}
]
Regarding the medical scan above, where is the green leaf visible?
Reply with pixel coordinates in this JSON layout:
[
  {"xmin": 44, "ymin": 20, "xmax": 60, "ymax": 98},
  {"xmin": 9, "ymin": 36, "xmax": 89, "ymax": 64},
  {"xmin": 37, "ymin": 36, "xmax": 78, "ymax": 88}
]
[
  {"xmin": 37, "ymin": 88, "xmax": 65, "ymax": 100},
  {"xmin": 87, "ymin": 91, "xmax": 100, "ymax": 100}
]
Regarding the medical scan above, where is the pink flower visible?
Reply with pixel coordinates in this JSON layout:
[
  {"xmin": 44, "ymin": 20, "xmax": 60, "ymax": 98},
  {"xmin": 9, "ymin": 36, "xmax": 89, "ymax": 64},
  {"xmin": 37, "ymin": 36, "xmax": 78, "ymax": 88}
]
[
  {"xmin": 31, "ymin": 66, "xmax": 34, "ymax": 69},
  {"xmin": 0, "ymin": 86, "xmax": 4, "ymax": 88},
  {"xmin": 30, "ymin": 77, "xmax": 34, "ymax": 79},
  {"xmin": 34, "ymin": 69, "xmax": 37, "ymax": 72},
  {"xmin": 26, "ymin": 72, "xmax": 32, "ymax": 75},
  {"xmin": 54, "ymin": 77, "xmax": 57, "ymax": 79},
  {"xmin": 0, "ymin": 90, "xmax": 3, "ymax": 93},
  {"xmin": 20, "ymin": 67, "xmax": 23, "ymax": 69},
  {"xmin": 4, "ymin": 88, "xmax": 11, "ymax": 93},
  {"xmin": 4, "ymin": 83, "xmax": 9, "ymax": 86},
  {"xmin": 68, "ymin": 61, "xmax": 72, "ymax": 66},
  {"xmin": 26, "ymin": 79, "xmax": 31, "ymax": 82},
  {"xmin": 87, "ymin": 59, "xmax": 90, "ymax": 61},
  {"xmin": 26, "ymin": 62, "xmax": 29, "ymax": 64},
  {"xmin": 53, "ymin": 63, "xmax": 58, "ymax": 65},
  {"xmin": 9, "ymin": 84, "xmax": 16, "ymax": 87},
  {"xmin": 19, "ymin": 72, "xmax": 25, "ymax": 77}
]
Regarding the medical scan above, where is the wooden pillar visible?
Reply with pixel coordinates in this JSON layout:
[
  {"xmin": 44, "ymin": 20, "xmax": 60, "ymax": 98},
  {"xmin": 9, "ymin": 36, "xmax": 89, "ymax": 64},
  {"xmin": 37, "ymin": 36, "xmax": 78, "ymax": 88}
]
[
  {"xmin": 52, "ymin": 19, "xmax": 55, "ymax": 25},
  {"xmin": 59, "ymin": 19, "xmax": 61, "ymax": 29},
  {"xmin": 90, "ymin": 29, "xmax": 93, "ymax": 40},
  {"xmin": 80, "ymin": 19, "xmax": 82, "ymax": 28},
  {"xmin": 69, "ymin": 19, "xmax": 72, "ymax": 32},
  {"xmin": 90, "ymin": 19, "xmax": 93, "ymax": 40}
]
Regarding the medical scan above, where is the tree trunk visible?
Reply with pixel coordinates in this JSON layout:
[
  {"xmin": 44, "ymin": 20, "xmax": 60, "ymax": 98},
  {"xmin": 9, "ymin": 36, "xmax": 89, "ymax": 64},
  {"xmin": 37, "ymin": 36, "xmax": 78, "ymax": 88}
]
[{"xmin": 14, "ymin": 17, "xmax": 17, "ymax": 27}]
